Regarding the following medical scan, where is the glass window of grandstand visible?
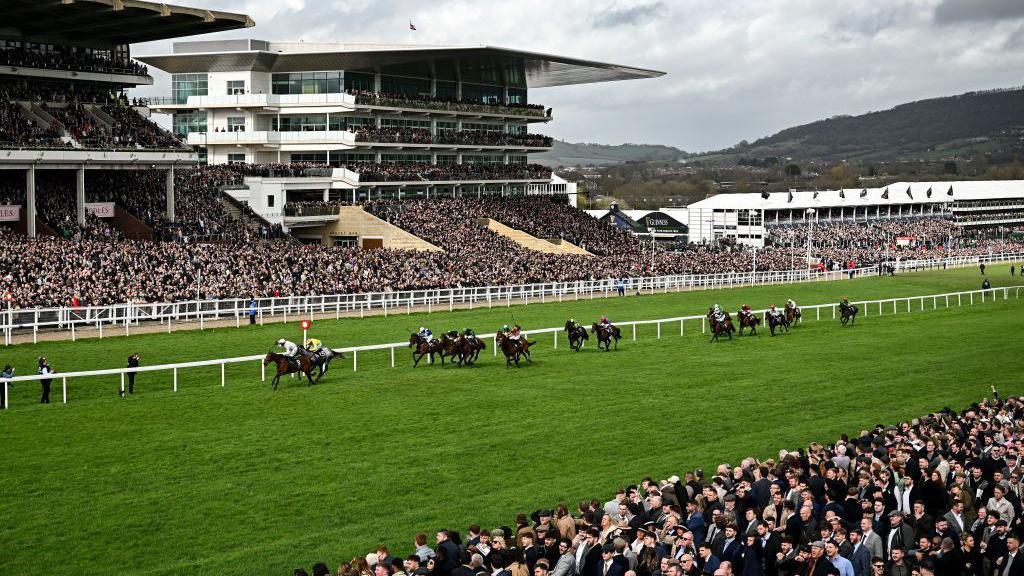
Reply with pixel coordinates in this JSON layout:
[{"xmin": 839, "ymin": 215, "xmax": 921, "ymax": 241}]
[
  {"xmin": 382, "ymin": 154, "xmax": 431, "ymax": 164},
  {"xmin": 507, "ymin": 87, "xmax": 527, "ymax": 106},
  {"xmin": 271, "ymin": 71, "xmax": 344, "ymax": 95},
  {"xmin": 345, "ymin": 117, "xmax": 376, "ymax": 130},
  {"xmin": 380, "ymin": 75, "xmax": 431, "ymax": 98},
  {"xmin": 336, "ymin": 153, "xmax": 376, "ymax": 164},
  {"xmin": 226, "ymin": 80, "xmax": 246, "ymax": 95},
  {"xmin": 436, "ymin": 154, "xmax": 457, "ymax": 165},
  {"xmin": 463, "ymin": 154, "xmax": 504, "ymax": 164},
  {"xmin": 381, "ymin": 118, "xmax": 431, "ymax": 130},
  {"xmin": 172, "ymin": 110, "xmax": 207, "ymax": 136},
  {"xmin": 462, "ymin": 122, "xmax": 503, "ymax": 133},
  {"xmin": 436, "ymin": 80, "xmax": 458, "ymax": 101},
  {"xmin": 344, "ymin": 71, "xmax": 374, "ymax": 92},
  {"xmin": 172, "ymin": 73, "xmax": 208, "ymax": 104},
  {"xmin": 737, "ymin": 210, "xmax": 762, "ymax": 226},
  {"xmin": 509, "ymin": 155, "xmax": 527, "ymax": 164},
  {"xmin": 436, "ymin": 121, "xmax": 457, "ymax": 132},
  {"xmin": 273, "ymin": 115, "xmax": 342, "ymax": 132},
  {"xmin": 226, "ymin": 117, "xmax": 246, "ymax": 132},
  {"xmin": 461, "ymin": 83, "xmax": 503, "ymax": 105},
  {"xmin": 506, "ymin": 124, "xmax": 526, "ymax": 134},
  {"xmin": 227, "ymin": 153, "xmax": 246, "ymax": 164}
]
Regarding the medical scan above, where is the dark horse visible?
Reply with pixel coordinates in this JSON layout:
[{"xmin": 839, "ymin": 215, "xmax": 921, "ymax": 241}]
[
  {"xmin": 785, "ymin": 304, "xmax": 802, "ymax": 326},
  {"xmin": 441, "ymin": 331, "xmax": 482, "ymax": 366},
  {"xmin": 564, "ymin": 320, "xmax": 588, "ymax": 351},
  {"xmin": 590, "ymin": 322, "xmax": 621, "ymax": 351},
  {"xmin": 409, "ymin": 333, "xmax": 446, "ymax": 367},
  {"xmin": 496, "ymin": 332, "xmax": 535, "ymax": 369},
  {"xmin": 264, "ymin": 351, "xmax": 315, "ymax": 391},
  {"xmin": 840, "ymin": 303, "xmax": 858, "ymax": 326},
  {"xmin": 307, "ymin": 346, "xmax": 339, "ymax": 380},
  {"xmin": 736, "ymin": 311, "xmax": 760, "ymax": 336},
  {"xmin": 707, "ymin": 309, "xmax": 735, "ymax": 342},
  {"xmin": 767, "ymin": 311, "xmax": 790, "ymax": 336}
]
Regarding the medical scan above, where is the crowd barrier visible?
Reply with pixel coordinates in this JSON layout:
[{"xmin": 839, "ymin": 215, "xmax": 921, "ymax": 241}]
[
  {"xmin": 2, "ymin": 285, "xmax": 1022, "ymax": 410},
  {"xmin": 3, "ymin": 252, "xmax": 1022, "ymax": 346}
]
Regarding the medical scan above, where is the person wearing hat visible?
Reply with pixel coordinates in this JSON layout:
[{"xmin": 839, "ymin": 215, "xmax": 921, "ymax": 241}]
[
  {"xmin": 599, "ymin": 544, "xmax": 625, "ymax": 576},
  {"xmin": 885, "ymin": 512, "xmax": 914, "ymax": 556},
  {"xmin": 635, "ymin": 527, "xmax": 659, "ymax": 576},
  {"xmin": 803, "ymin": 541, "xmax": 839, "ymax": 576}
]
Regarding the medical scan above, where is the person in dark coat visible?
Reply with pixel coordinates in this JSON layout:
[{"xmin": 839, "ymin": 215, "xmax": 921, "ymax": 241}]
[
  {"xmin": 0, "ymin": 364, "xmax": 13, "ymax": 409},
  {"xmin": 435, "ymin": 530, "xmax": 461, "ymax": 576},
  {"xmin": 123, "ymin": 353, "xmax": 140, "ymax": 396},
  {"xmin": 38, "ymin": 356, "xmax": 54, "ymax": 404}
]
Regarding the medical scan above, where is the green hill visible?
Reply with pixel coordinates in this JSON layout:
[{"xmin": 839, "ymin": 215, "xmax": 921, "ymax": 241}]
[
  {"xmin": 535, "ymin": 139, "xmax": 687, "ymax": 167},
  {"xmin": 697, "ymin": 86, "xmax": 1024, "ymax": 164}
]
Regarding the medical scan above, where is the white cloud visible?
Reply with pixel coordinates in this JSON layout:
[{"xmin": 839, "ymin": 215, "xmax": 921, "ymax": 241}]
[{"xmin": 131, "ymin": 0, "xmax": 1024, "ymax": 152}]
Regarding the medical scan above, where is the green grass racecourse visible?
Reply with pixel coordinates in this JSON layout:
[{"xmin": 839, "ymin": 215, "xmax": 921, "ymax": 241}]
[{"xmin": 1, "ymin": 266, "xmax": 1022, "ymax": 576}]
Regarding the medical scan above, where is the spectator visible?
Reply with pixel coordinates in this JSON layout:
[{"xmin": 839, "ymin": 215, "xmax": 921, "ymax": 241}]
[
  {"xmin": 122, "ymin": 352, "xmax": 140, "ymax": 396},
  {"xmin": 37, "ymin": 356, "xmax": 54, "ymax": 404},
  {"xmin": 0, "ymin": 363, "xmax": 13, "ymax": 408}
]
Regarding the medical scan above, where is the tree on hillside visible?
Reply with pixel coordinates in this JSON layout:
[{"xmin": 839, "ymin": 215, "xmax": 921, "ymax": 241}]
[
  {"xmin": 784, "ymin": 163, "xmax": 802, "ymax": 181},
  {"xmin": 943, "ymin": 161, "xmax": 959, "ymax": 175}
]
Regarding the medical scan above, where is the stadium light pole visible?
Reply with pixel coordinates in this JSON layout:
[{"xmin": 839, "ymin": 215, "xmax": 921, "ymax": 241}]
[{"xmin": 805, "ymin": 208, "xmax": 816, "ymax": 267}]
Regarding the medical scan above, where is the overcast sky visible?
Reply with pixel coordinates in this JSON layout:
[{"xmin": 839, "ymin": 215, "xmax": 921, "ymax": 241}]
[{"xmin": 131, "ymin": 0, "xmax": 1024, "ymax": 153}]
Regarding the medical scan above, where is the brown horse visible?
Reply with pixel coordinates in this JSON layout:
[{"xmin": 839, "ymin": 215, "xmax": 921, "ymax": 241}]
[
  {"xmin": 564, "ymin": 320, "xmax": 588, "ymax": 351},
  {"xmin": 496, "ymin": 332, "xmax": 534, "ymax": 369},
  {"xmin": 767, "ymin": 310, "xmax": 790, "ymax": 336},
  {"xmin": 409, "ymin": 333, "xmax": 446, "ymax": 367},
  {"xmin": 263, "ymin": 351, "xmax": 316, "ymax": 391},
  {"xmin": 736, "ymin": 310, "xmax": 760, "ymax": 336},
  {"xmin": 706, "ymin": 309, "xmax": 735, "ymax": 342},
  {"xmin": 785, "ymin": 304, "xmax": 801, "ymax": 326},
  {"xmin": 441, "ymin": 331, "xmax": 477, "ymax": 366},
  {"xmin": 590, "ymin": 322, "xmax": 621, "ymax": 351}
]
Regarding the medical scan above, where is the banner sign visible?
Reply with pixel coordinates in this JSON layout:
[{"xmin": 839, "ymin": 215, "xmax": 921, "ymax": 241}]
[
  {"xmin": 0, "ymin": 205, "xmax": 20, "ymax": 222},
  {"xmin": 85, "ymin": 202, "xmax": 115, "ymax": 218}
]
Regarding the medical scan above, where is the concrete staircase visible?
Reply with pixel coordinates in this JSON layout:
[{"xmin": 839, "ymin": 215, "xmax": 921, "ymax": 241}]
[
  {"xmin": 301, "ymin": 206, "xmax": 442, "ymax": 251},
  {"xmin": 483, "ymin": 219, "xmax": 593, "ymax": 255},
  {"xmin": 110, "ymin": 205, "xmax": 154, "ymax": 241}
]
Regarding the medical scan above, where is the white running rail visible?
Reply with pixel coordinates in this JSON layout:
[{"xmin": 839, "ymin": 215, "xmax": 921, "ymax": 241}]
[
  {"xmin": 3, "ymin": 252, "xmax": 1022, "ymax": 345},
  {"xmin": 2, "ymin": 285, "xmax": 1021, "ymax": 409}
]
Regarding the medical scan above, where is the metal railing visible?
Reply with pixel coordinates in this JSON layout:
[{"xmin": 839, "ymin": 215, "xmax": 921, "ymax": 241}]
[{"xmin": 2, "ymin": 285, "xmax": 1020, "ymax": 409}]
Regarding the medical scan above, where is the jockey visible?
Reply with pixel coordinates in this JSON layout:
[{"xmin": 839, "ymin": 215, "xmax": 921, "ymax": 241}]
[
  {"xmin": 599, "ymin": 316, "xmax": 612, "ymax": 330},
  {"xmin": 510, "ymin": 324, "xmax": 522, "ymax": 340},
  {"xmin": 418, "ymin": 326, "xmax": 433, "ymax": 341},
  {"xmin": 740, "ymin": 304, "xmax": 752, "ymax": 318},
  {"xmin": 712, "ymin": 304, "xmax": 725, "ymax": 323},
  {"xmin": 839, "ymin": 297, "xmax": 850, "ymax": 309},
  {"xmin": 768, "ymin": 304, "xmax": 782, "ymax": 318},
  {"xmin": 463, "ymin": 327, "xmax": 476, "ymax": 340},
  {"xmin": 501, "ymin": 324, "xmax": 510, "ymax": 335},
  {"xmin": 786, "ymin": 298, "xmax": 798, "ymax": 311},
  {"xmin": 305, "ymin": 338, "xmax": 323, "ymax": 353},
  {"xmin": 277, "ymin": 338, "xmax": 302, "ymax": 370}
]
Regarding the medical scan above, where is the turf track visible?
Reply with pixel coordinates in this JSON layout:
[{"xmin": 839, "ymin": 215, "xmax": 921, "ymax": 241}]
[{"xmin": 0, "ymin": 265, "xmax": 1021, "ymax": 575}]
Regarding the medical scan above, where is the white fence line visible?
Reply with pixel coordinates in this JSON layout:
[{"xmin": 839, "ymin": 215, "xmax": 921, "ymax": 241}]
[
  {"xmin": 3, "ymin": 285, "xmax": 1022, "ymax": 410},
  {"xmin": 3, "ymin": 252, "xmax": 1022, "ymax": 346}
]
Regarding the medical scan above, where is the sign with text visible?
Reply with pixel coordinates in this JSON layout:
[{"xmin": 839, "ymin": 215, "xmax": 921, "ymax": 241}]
[
  {"xmin": 85, "ymin": 203, "xmax": 115, "ymax": 218},
  {"xmin": 0, "ymin": 205, "xmax": 20, "ymax": 222}
]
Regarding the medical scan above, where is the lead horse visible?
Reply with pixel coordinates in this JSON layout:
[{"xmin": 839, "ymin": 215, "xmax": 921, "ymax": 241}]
[
  {"xmin": 409, "ymin": 333, "xmax": 446, "ymax": 366},
  {"xmin": 840, "ymin": 303, "xmax": 858, "ymax": 326},
  {"xmin": 707, "ymin": 309, "xmax": 735, "ymax": 342},
  {"xmin": 264, "ymin": 351, "xmax": 316, "ymax": 391},
  {"xmin": 564, "ymin": 320, "xmax": 588, "ymax": 351}
]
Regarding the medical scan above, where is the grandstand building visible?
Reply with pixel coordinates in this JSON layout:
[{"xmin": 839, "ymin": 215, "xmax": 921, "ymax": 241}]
[
  {"xmin": 0, "ymin": 0, "xmax": 253, "ymax": 237},
  {"xmin": 684, "ymin": 180, "xmax": 1024, "ymax": 247},
  {"xmin": 138, "ymin": 40, "xmax": 664, "ymax": 228}
]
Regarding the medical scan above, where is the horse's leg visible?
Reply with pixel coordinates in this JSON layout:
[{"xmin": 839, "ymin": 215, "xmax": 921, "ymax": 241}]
[{"xmin": 272, "ymin": 373, "xmax": 280, "ymax": 391}]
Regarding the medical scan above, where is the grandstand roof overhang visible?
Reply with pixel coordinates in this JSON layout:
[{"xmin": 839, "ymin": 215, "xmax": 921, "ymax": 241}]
[
  {"xmin": 687, "ymin": 181, "xmax": 1024, "ymax": 211},
  {"xmin": 137, "ymin": 41, "xmax": 666, "ymax": 87},
  {"xmin": 0, "ymin": 0, "xmax": 254, "ymax": 49}
]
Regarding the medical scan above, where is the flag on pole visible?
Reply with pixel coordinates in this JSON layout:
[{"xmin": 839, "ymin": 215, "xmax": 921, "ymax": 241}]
[
  {"xmin": 906, "ymin": 186, "xmax": 912, "ymax": 199},
  {"xmin": 787, "ymin": 191, "xmax": 793, "ymax": 203},
  {"xmin": 839, "ymin": 189, "xmax": 845, "ymax": 198},
  {"xmin": 881, "ymin": 187, "xmax": 889, "ymax": 199},
  {"xmin": 812, "ymin": 191, "xmax": 818, "ymax": 199},
  {"xmin": 947, "ymin": 185, "xmax": 954, "ymax": 196},
  {"xmin": 859, "ymin": 188, "xmax": 867, "ymax": 198},
  {"xmin": 409, "ymin": 21, "xmax": 417, "ymax": 30},
  {"xmin": 926, "ymin": 187, "xmax": 932, "ymax": 198}
]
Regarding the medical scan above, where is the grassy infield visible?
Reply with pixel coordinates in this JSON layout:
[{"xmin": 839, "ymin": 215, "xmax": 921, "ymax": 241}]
[{"xmin": 1, "ymin": 265, "xmax": 1022, "ymax": 575}]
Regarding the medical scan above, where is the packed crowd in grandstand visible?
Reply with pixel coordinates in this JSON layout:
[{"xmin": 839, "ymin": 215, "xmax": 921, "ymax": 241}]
[
  {"xmin": 354, "ymin": 127, "xmax": 552, "ymax": 148},
  {"xmin": 284, "ymin": 391, "xmax": 1022, "ymax": 576},
  {"xmin": 351, "ymin": 90, "xmax": 548, "ymax": 116},
  {"xmin": 0, "ymin": 44, "xmax": 148, "ymax": 76},
  {"xmin": 0, "ymin": 166, "xmax": 1022, "ymax": 308}
]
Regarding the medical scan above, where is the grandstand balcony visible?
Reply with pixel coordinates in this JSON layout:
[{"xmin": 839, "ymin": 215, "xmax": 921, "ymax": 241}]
[
  {"xmin": 0, "ymin": 64, "xmax": 153, "ymax": 87},
  {"xmin": 147, "ymin": 92, "xmax": 356, "ymax": 113},
  {"xmin": 187, "ymin": 130, "xmax": 357, "ymax": 149}
]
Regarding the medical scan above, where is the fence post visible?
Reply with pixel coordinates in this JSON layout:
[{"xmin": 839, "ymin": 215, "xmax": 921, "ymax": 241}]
[
  {"xmin": 62, "ymin": 377, "xmax": 67, "ymax": 403},
  {"xmin": 221, "ymin": 363, "xmax": 226, "ymax": 387},
  {"xmin": 657, "ymin": 321, "xmax": 661, "ymax": 339},
  {"xmin": 120, "ymin": 373, "xmax": 125, "ymax": 395},
  {"xmin": 3, "ymin": 380, "xmax": 7, "ymax": 409},
  {"xmin": 261, "ymin": 359, "xmax": 265, "ymax": 382},
  {"xmin": 390, "ymin": 347, "xmax": 395, "ymax": 368},
  {"xmin": 816, "ymin": 308, "xmax": 820, "ymax": 321},
  {"xmin": 493, "ymin": 335, "xmax": 497, "ymax": 356},
  {"xmin": 680, "ymin": 319, "xmax": 684, "ymax": 336},
  {"xmin": 632, "ymin": 324, "xmax": 636, "ymax": 341},
  {"xmin": 173, "ymin": 367, "xmax": 178, "ymax": 392},
  {"xmin": 353, "ymin": 351, "xmax": 358, "ymax": 372},
  {"xmin": 970, "ymin": 292, "xmax": 973, "ymax": 305},
  {"xmin": 702, "ymin": 317, "xmax": 706, "ymax": 333}
]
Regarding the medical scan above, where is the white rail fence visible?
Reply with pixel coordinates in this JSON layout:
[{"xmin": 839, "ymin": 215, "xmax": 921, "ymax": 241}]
[
  {"xmin": 2, "ymin": 285, "xmax": 1022, "ymax": 410},
  {"xmin": 3, "ymin": 252, "xmax": 1022, "ymax": 346}
]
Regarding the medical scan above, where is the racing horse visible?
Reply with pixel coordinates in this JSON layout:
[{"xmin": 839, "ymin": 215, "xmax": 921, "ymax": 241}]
[
  {"xmin": 264, "ymin": 350, "xmax": 316, "ymax": 391},
  {"xmin": 839, "ymin": 303, "xmax": 858, "ymax": 326},
  {"xmin": 409, "ymin": 333, "xmax": 446, "ymax": 367},
  {"xmin": 736, "ymin": 310, "xmax": 761, "ymax": 336},
  {"xmin": 564, "ymin": 320, "xmax": 588, "ymax": 351},
  {"xmin": 495, "ymin": 331, "xmax": 535, "ymax": 369},
  {"xmin": 785, "ymin": 303, "xmax": 802, "ymax": 326},
  {"xmin": 440, "ymin": 331, "xmax": 477, "ymax": 367},
  {"xmin": 767, "ymin": 311, "xmax": 790, "ymax": 336},
  {"xmin": 306, "ymin": 345, "xmax": 340, "ymax": 380},
  {"xmin": 706, "ymin": 308, "xmax": 735, "ymax": 342},
  {"xmin": 590, "ymin": 322, "xmax": 621, "ymax": 351}
]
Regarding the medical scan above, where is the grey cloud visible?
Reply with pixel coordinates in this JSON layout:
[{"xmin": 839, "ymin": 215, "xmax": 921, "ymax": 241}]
[
  {"xmin": 934, "ymin": 0, "xmax": 1024, "ymax": 24},
  {"xmin": 592, "ymin": 2, "xmax": 666, "ymax": 28}
]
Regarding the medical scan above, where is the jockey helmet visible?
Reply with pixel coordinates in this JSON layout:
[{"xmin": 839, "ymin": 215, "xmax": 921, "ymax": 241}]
[
  {"xmin": 419, "ymin": 326, "xmax": 426, "ymax": 332},
  {"xmin": 601, "ymin": 316, "xmax": 608, "ymax": 323},
  {"xmin": 502, "ymin": 324, "xmax": 509, "ymax": 331},
  {"xmin": 276, "ymin": 338, "xmax": 286, "ymax": 346},
  {"xmin": 771, "ymin": 304, "xmax": 776, "ymax": 309}
]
